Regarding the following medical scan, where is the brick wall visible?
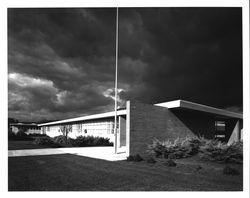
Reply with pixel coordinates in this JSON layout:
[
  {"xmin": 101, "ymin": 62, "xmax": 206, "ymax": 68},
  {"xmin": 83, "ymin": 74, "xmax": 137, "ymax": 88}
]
[{"xmin": 129, "ymin": 101, "xmax": 195, "ymax": 156}]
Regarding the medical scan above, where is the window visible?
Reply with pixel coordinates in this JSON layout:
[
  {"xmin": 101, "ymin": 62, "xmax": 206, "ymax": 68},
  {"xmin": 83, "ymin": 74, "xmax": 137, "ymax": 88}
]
[
  {"xmin": 111, "ymin": 122, "xmax": 115, "ymax": 134},
  {"xmin": 215, "ymin": 121, "xmax": 225, "ymax": 131},
  {"xmin": 77, "ymin": 124, "xmax": 82, "ymax": 132},
  {"xmin": 215, "ymin": 121, "xmax": 226, "ymax": 140}
]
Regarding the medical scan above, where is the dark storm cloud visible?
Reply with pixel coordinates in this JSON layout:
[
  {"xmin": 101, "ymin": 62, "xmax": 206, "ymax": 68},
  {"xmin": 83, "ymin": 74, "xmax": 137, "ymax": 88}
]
[
  {"xmin": 118, "ymin": 8, "xmax": 242, "ymax": 108},
  {"xmin": 8, "ymin": 8, "xmax": 116, "ymax": 58},
  {"xmin": 8, "ymin": 7, "xmax": 242, "ymax": 121}
]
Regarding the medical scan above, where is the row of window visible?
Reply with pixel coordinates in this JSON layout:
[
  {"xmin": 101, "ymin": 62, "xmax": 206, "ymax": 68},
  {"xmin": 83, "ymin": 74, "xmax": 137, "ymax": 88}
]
[
  {"xmin": 44, "ymin": 122, "xmax": 116, "ymax": 134},
  {"xmin": 215, "ymin": 121, "xmax": 226, "ymax": 140}
]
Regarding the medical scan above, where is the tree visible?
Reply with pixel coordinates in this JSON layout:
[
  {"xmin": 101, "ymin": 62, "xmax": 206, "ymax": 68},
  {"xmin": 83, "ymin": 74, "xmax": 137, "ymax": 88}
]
[
  {"xmin": 8, "ymin": 118, "xmax": 19, "ymax": 135},
  {"xmin": 59, "ymin": 125, "xmax": 72, "ymax": 142}
]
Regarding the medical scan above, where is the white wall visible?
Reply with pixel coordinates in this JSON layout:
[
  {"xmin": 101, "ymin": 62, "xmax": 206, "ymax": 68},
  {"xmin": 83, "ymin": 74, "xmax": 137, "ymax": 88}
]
[
  {"xmin": 43, "ymin": 125, "xmax": 61, "ymax": 137},
  {"xmin": 25, "ymin": 129, "xmax": 42, "ymax": 134}
]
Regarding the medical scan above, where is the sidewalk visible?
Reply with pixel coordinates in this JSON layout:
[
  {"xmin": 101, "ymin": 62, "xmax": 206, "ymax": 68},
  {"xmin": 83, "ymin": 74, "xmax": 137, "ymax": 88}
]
[{"xmin": 8, "ymin": 147, "xmax": 127, "ymax": 161}]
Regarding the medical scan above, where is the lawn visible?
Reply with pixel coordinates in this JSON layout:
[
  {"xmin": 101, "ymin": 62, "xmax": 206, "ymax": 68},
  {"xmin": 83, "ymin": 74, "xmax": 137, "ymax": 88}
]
[
  {"xmin": 8, "ymin": 140, "xmax": 52, "ymax": 150},
  {"xmin": 8, "ymin": 154, "xmax": 243, "ymax": 191}
]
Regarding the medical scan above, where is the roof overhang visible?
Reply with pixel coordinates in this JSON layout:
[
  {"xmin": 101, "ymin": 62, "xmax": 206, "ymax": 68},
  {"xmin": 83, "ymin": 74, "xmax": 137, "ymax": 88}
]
[
  {"xmin": 38, "ymin": 99, "xmax": 242, "ymax": 127},
  {"xmin": 10, "ymin": 123, "xmax": 38, "ymax": 126},
  {"xmin": 154, "ymin": 100, "xmax": 243, "ymax": 119},
  {"xmin": 38, "ymin": 109, "xmax": 127, "ymax": 126}
]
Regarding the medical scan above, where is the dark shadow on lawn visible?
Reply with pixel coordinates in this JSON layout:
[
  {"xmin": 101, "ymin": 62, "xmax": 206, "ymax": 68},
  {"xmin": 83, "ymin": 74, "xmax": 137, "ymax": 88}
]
[{"xmin": 8, "ymin": 154, "xmax": 243, "ymax": 191}]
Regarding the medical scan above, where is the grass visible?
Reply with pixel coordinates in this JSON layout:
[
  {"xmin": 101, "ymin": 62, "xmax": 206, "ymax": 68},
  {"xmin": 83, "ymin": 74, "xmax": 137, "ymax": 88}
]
[
  {"xmin": 8, "ymin": 140, "xmax": 52, "ymax": 150},
  {"xmin": 8, "ymin": 154, "xmax": 243, "ymax": 191}
]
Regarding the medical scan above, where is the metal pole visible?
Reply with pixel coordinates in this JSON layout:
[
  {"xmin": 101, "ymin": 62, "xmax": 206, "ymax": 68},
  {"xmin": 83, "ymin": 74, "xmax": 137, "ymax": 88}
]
[{"xmin": 114, "ymin": 6, "xmax": 118, "ymax": 154}]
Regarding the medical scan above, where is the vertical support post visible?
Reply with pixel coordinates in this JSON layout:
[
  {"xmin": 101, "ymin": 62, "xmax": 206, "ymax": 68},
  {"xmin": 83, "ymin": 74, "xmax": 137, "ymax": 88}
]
[
  {"xmin": 126, "ymin": 101, "xmax": 130, "ymax": 157},
  {"xmin": 114, "ymin": 6, "xmax": 119, "ymax": 154}
]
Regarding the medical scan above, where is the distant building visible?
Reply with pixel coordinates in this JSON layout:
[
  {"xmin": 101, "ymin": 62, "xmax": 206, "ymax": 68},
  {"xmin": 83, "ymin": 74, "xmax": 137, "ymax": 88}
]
[
  {"xmin": 38, "ymin": 100, "xmax": 243, "ymax": 156},
  {"xmin": 9, "ymin": 122, "xmax": 41, "ymax": 134}
]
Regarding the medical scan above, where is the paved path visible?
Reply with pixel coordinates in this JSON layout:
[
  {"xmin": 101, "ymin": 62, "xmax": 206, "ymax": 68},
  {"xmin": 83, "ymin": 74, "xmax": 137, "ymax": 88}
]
[{"xmin": 8, "ymin": 147, "xmax": 127, "ymax": 161}]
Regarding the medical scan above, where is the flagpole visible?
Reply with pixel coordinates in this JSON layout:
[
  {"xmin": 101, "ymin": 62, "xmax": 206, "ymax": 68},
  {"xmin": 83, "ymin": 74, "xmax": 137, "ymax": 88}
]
[{"xmin": 114, "ymin": 6, "xmax": 118, "ymax": 154}]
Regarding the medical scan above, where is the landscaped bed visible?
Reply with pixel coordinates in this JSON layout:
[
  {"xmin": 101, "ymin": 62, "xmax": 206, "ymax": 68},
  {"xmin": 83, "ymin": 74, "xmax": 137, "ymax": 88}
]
[
  {"xmin": 146, "ymin": 136, "xmax": 243, "ymax": 164},
  {"xmin": 8, "ymin": 153, "xmax": 243, "ymax": 191},
  {"xmin": 8, "ymin": 133, "xmax": 113, "ymax": 150}
]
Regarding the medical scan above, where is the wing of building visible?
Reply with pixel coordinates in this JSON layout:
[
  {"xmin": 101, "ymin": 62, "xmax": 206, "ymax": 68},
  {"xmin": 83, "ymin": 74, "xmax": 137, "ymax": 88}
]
[
  {"xmin": 9, "ymin": 122, "xmax": 41, "ymax": 134},
  {"xmin": 38, "ymin": 100, "xmax": 243, "ymax": 156}
]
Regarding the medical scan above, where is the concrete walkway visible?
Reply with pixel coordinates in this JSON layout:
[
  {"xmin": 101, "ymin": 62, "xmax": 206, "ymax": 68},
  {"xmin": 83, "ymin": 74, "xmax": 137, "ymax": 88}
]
[{"xmin": 8, "ymin": 147, "xmax": 127, "ymax": 161}]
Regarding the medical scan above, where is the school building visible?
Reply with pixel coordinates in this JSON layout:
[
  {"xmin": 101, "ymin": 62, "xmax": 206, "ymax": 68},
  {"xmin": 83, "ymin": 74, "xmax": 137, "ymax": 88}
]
[{"xmin": 37, "ymin": 100, "xmax": 243, "ymax": 156}]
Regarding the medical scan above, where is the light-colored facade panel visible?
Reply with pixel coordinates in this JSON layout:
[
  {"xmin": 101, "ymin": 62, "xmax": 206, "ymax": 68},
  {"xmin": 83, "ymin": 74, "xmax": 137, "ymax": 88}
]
[{"xmin": 41, "ymin": 119, "xmax": 116, "ymax": 142}]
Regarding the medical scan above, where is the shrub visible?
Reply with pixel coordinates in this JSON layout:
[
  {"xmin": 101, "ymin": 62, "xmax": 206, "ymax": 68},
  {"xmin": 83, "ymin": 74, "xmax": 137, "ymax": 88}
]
[
  {"xmin": 199, "ymin": 140, "xmax": 243, "ymax": 163},
  {"xmin": 167, "ymin": 153, "xmax": 176, "ymax": 159},
  {"xmin": 71, "ymin": 136, "xmax": 93, "ymax": 147},
  {"xmin": 71, "ymin": 136, "xmax": 113, "ymax": 147},
  {"xmin": 126, "ymin": 154, "xmax": 144, "ymax": 162},
  {"xmin": 223, "ymin": 166, "xmax": 240, "ymax": 175},
  {"xmin": 126, "ymin": 155, "xmax": 135, "ymax": 161},
  {"xmin": 147, "ymin": 136, "xmax": 205, "ymax": 159},
  {"xmin": 9, "ymin": 133, "xmax": 49, "ymax": 141},
  {"xmin": 8, "ymin": 130, "xmax": 16, "ymax": 140},
  {"xmin": 9, "ymin": 130, "xmax": 33, "ymax": 141},
  {"xmin": 134, "ymin": 154, "xmax": 144, "ymax": 162},
  {"xmin": 147, "ymin": 137, "xmax": 243, "ymax": 164},
  {"xmin": 224, "ymin": 141, "xmax": 243, "ymax": 163},
  {"xmin": 147, "ymin": 138, "xmax": 168, "ymax": 157},
  {"xmin": 195, "ymin": 165, "xmax": 202, "ymax": 171},
  {"xmin": 53, "ymin": 135, "xmax": 69, "ymax": 145},
  {"xmin": 146, "ymin": 156, "xmax": 156, "ymax": 163},
  {"xmin": 15, "ymin": 131, "xmax": 29, "ymax": 138},
  {"xmin": 33, "ymin": 137, "xmax": 61, "ymax": 148},
  {"xmin": 93, "ymin": 137, "xmax": 113, "ymax": 146},
  {"xmin": 164, "ymin": 159, "xmax": 177, "ymax": 167},
  {"xmin": 27, "ymin": 133, "xmax": 49, "ymax": 138},
  {"xmin": 199, "ymin": 139, "xmax": 228, "ymax": 161},
  {"xmin": 182, "ymin": 136, "xmax": 206, "ymax": 154}
]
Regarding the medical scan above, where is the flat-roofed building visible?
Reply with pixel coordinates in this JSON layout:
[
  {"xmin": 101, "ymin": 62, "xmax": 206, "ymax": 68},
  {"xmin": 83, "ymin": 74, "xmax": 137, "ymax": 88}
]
[
  {"xmin": 38, "ymin": 100, "xmax": 243, "ymax": 156},
  {"xmin": 9, "ymin": 122, "xmax": 41, "ymax": 134}
]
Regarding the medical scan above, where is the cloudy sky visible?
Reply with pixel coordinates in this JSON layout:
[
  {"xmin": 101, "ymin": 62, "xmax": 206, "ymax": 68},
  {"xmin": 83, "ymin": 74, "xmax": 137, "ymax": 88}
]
[{"xmin": 8, "ymin": 7, "xmax": 242, "ymax": 122}]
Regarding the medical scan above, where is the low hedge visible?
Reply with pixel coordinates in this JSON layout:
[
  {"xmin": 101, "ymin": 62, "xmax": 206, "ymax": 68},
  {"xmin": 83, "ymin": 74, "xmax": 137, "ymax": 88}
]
[
  {"xmin": 33, "ymin": 136, "xmax": 61, "ymax": 148},
  {"xmin": 147, "ymin": 137, "xmax": 243, "ymax": 164},
  {"xmin": 127, "ymin": 154, "xmax": 144, "ymax": 162},
  {"xmin": 27, "ymin": 133, "xmax": 49, "ymax": 138},
  {"xmin": 33, "ymin": 135, "xmax": 113, "ymax": 148},
  {"xmin": 8, "ymin": 129, "xmax": 49, "ymax": 141},
  {"xmin": 71, "ymin": 136, "xmax": 113, "ymax": 147},
  {"xmin": 200, "ymin": 141, "xmax": 243, "ymax": 163},
  {"xmin": 8, "ymin": 131, "xmax": 33, "ymax": 141},
  {"xmin": 53, "ymin": 135, "xmax": 70, "ymax": 145},
  {"xmin": 147, "ymin": 136, "xmax": 205, "ymax": 159}
]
